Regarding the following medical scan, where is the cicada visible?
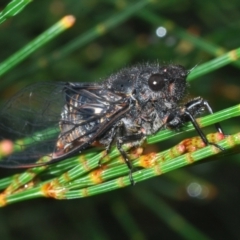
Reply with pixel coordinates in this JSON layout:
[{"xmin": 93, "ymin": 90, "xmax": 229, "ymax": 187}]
[{"xmin": 0, "ymin": 63, "xmax": 224, "ymax": 183}]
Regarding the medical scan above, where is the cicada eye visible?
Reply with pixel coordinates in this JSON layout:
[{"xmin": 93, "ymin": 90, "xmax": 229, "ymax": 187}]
[{"xmin": 148, "ymin": 74, "xmax": 165, "ymax": 91}]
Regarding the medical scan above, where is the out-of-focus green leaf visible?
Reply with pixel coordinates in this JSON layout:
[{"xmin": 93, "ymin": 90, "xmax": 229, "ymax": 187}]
[{"xmin": 0, "ymin": 0, "xmax": 32, "ymax": 24}]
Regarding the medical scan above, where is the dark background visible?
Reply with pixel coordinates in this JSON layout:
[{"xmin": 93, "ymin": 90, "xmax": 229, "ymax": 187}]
[{"xmin": 0, "ymin": 0, "xmax": 240, "ymax": 239}]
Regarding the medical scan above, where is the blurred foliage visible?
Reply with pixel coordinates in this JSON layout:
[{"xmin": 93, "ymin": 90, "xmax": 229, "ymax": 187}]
[{"xmin": 0, "ymin": 0, "xmax": 240, "ymax": 239}]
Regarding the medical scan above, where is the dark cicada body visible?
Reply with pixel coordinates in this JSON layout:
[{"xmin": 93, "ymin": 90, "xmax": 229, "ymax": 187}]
[{"xmin": 0, "ymin": 63, "xmax": 224, "ymax": 183}]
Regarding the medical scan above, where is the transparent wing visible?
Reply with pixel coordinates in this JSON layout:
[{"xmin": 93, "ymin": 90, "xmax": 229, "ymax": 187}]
[
  {"xmin": 0, "ymin": 82, "xmax": 67, "ymax": 167},
  {"xmin": 0, "ymin": 82, "xmax": 127, "ymax": 167}
]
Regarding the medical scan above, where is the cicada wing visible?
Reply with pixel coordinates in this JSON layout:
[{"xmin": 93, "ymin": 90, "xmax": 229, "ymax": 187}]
[
  {"xmin": 51, "ymin": 82, "xmax": 128, "ymax": 160},
  {"xmin": 0, "ymin": 81, "xmax": 128, "ymax": 168},
  {"xmin": 0, "ymin": 82, "xmax": 67, "ymax": 167}
]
